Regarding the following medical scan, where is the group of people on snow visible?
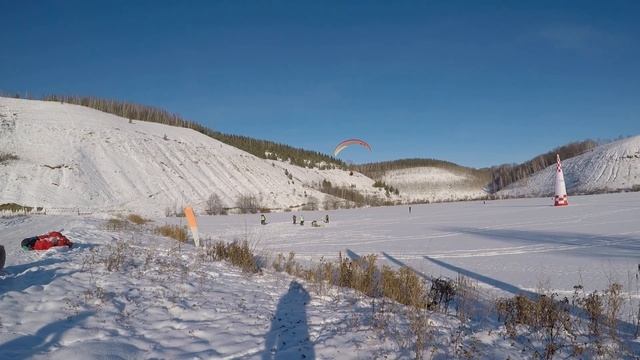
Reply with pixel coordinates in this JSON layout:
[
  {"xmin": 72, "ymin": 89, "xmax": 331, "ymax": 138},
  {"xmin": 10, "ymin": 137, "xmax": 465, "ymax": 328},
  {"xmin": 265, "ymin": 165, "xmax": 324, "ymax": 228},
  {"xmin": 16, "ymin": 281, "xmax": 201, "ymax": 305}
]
[{"xmin": 260, "ymin": 213, "xmax": 330, "ymax": 227}]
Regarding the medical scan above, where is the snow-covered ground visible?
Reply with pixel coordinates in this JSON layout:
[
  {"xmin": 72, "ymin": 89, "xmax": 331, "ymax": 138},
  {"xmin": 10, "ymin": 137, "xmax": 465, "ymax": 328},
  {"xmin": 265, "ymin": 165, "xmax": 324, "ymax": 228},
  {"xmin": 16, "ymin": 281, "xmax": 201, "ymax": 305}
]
[
  {"xmin": 0, "ymin": 97, "xmax": 387, "ymax": 216},
  {"xmin": 501, "ymin": 135, "xmax": 640, "ymax": 197},
  {"xmin": 175, "ymin": 192, "xmax": 640, "ymax": 303},
  {"xmin": 2, "ymin": 193, "xmax": 640, "ymax": 358},
  {"xmin": 0, "ymin": 216, "xmax": 418, "ymax": 359}
]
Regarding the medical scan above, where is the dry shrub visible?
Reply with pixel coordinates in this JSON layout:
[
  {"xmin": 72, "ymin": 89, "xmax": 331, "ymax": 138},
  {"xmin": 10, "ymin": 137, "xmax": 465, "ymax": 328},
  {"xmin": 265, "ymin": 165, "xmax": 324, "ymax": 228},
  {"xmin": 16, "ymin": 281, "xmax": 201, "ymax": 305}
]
[
  {"xmin": 204, "ymin": 240, "xmax": 260, "ymax": 274},
  {"xmin": 381, "ymin": 266, "xmax": 428, "ymax": 308},
  {"xmin": 496, "ymin": 293, "xmax": 574, "ymax": 359},
  {"xmin": 576, "ymin": 291, "xmax": 603, "ymax": 337},
  {"xmin": 408, "ymin": 306, "xmax": 432, "ymax": 360},
  {"xmin": 455, "ymin": 275, "xmax": 475, "ymax": 322},
  {"xmin": 272, "ymin": 253, "xmax": 286, "ymax": 272},
  {"xmin": 105, "ymin": 218, "xmax": 130, "ymax": 231},
  {"xmin": 104, "ymin": 240, "xmax": 130, "ymax": 271},
  {"xmin": 604, "ymin": 282, "xmax": 623, "ymax": 340},
  {"xmin": 127, "ymin": 213, "xmax": 149, "ymax": 225},
  {"xmin": 154, "ymin": 224, "xmax": 188, "ymax": 242},
  {"xmin": 0, "ymin": 152, "xmax": 18, "ymax": 164},
  {"xmin": 429, "ymin": 278, "xmax": 455, "ymax": 312},
  {"xmin": 351, "ymin": 254, "xmax": 378, "ymax": 297},
  {"xmin": 272, "ymin": 252, "xmax": 437, "ymax": 310}
]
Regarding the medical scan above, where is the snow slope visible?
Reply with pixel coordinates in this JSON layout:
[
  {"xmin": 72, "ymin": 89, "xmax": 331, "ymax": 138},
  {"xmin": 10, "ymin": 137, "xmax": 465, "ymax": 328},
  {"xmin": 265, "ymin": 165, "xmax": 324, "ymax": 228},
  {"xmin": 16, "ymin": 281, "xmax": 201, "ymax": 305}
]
[
  {"xmin": 500, "ymin": 136, "xmax": 640, "ymax": 197},
  {"xmin": 380, "ymin": 166, "xmax": 488, "ymax": 202},
  {"xmin": 0, "ymin": 97, "xmax": 384, "ymax": 216}
]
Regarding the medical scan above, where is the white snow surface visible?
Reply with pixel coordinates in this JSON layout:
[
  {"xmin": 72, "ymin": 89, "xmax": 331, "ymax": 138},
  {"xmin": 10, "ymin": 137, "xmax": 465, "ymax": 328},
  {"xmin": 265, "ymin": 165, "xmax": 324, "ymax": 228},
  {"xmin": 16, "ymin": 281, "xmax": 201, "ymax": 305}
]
[
  {"xmin": 0, "ymin": 97, "xmax": 383, "ymax": 216},
  {"xmin": 2, "ymin": 193, "xmax": 640, "ymax": 358},
  {"xmin": 500, "ymin": 135, "xmax": 640, "ymax": 197}
]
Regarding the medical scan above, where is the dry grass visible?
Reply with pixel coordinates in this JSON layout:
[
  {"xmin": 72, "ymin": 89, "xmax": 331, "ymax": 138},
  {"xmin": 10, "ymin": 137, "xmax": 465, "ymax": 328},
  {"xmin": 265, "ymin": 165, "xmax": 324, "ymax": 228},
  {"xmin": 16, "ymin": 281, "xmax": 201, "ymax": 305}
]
[
  {"xmin": 104, "ymin": 240, "xmax": 130, "ymax": 272},
  {"xmin": 272, "ymin": 252, "xmax": 442, "ymax": 311},
  {"xmin": 203, "ymin": 240, "xmax": 260, "ymax": 274},
  {"xmin": 127, "ymin": 213, "xmax": 150, "ymax": 225},
  {"xmin": 154, "ymin": 224, "xmax": 188, "ymax": 243},
  {"xmin": 105, "ymin": 218, "xmax": 130, "ymax": 231},
  {"xmin": 495, "ymin": 281, "xmax": 629, "ymax": 359}
]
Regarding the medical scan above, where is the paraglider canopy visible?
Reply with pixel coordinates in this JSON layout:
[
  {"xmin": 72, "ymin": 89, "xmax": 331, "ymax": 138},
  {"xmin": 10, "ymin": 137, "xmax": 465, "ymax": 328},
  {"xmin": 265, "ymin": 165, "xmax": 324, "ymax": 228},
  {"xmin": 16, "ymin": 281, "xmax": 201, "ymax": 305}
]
[{"xmin": 333, "ymin": 138, "xmax": 371, "ymax": 157}]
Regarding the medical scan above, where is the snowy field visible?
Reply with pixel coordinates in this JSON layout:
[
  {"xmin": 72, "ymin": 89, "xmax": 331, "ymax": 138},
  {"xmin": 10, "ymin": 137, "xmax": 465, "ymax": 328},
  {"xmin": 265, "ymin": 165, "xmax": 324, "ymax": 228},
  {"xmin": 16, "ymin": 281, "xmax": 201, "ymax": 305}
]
[
  {"xmin": 2, "ymin": 192, "xmax": 640, "ymax": 358},
  {"xmin": 179, "ymin": 192, "xmax": 640, "ymax": 301}
]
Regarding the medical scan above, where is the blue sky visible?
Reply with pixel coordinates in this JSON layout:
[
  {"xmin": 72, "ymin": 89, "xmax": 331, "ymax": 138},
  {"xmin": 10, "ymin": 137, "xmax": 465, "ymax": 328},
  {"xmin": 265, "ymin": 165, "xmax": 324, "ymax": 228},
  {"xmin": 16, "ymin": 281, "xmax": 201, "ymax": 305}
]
[{"xmin": 1, "ymin": 1, "xmax": 639, "ymax": 167}]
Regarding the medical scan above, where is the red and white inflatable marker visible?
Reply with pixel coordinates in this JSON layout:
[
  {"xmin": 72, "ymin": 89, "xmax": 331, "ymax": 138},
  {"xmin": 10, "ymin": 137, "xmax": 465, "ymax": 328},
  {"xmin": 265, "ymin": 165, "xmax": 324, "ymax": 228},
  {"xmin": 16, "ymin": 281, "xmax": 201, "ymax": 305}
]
[{"xmin": 554, "ymin": 154, "xmax": 569, "ymax": 206}]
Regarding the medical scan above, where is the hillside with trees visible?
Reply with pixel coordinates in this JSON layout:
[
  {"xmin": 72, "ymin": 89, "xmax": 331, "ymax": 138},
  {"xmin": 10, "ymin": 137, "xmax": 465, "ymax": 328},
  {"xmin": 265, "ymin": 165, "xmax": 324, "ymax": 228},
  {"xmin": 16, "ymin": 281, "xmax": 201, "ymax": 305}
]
[
  {"xmin": 2, "ymin": 93, "xmax": 604, "ymax": 199},
  {"xmin": 488, "ymin": 140, "xmax": 598, "ymax": 192},
  {"xmin": 40, "ymin": 95, "xmax": 346, "ymax": 169},
  {"xmin": 356, "ymin": 158, "xmax": 489, "ymax": 180}
]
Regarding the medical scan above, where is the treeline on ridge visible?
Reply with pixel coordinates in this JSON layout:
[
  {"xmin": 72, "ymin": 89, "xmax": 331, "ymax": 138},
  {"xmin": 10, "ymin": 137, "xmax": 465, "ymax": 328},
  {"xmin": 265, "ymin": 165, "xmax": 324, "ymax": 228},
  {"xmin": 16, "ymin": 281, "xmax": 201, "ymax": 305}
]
[
  {"xmin": 356, "ymin": 158, "xmax": 490, "ymax": 179},
  {"xmin": 39, "ymin": 95, "xmax": 345, "ymax": 169},
  {"xmin": 1, "ymin": 93, "xmax": 603, "ymax": 193},
  {"xmin": 489, "ymin": 139, "xmax": 598, "ymax": 192}
]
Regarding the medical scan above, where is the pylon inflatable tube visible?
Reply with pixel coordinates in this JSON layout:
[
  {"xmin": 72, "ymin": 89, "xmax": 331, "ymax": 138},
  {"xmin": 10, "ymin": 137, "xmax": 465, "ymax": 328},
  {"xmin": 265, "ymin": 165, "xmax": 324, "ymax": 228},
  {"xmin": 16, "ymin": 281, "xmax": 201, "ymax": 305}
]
[{"xmin": 554, "ymin": 154, "xmax": 569, "ymax": 206}]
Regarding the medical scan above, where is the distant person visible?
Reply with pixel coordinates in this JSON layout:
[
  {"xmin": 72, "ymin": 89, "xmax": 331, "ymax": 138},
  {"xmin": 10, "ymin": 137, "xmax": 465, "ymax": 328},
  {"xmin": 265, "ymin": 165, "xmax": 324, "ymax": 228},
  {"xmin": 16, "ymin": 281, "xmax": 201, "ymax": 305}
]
[
  {"xmin": 409, "ymin": 206, "xmax": 412, "ymax": 214},
  {"xmin": 324, "ymin": 214, "xmax": 329, "ymax": 223},
  {"xmin": 0, "ymin": 245, "xmax": 5, "ymax": 270},
  {"xmin": 300, "ymin": 215, "xmax": 305, "ymax": 226},
  {"xmin": 260, "ymin": 214, "xmax": 267, "ymax": 225},
  {"xmin": 311, "ymin": 220, "xmax": 318, "ymax": 227},
  {"xmin": 292, "ymin": 215, "xmax": 297, "ymax": 224}
]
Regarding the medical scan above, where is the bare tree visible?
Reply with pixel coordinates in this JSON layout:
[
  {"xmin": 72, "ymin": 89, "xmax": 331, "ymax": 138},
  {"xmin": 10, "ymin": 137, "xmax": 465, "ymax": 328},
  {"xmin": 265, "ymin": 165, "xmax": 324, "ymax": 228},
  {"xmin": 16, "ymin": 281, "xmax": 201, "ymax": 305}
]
[
  {"xmin": 236, "ymin": 194, "xmax": 260, "ymax": 214},
  {"xmin": 205, "ymin": 193, "xmax": 226, "ymax": 215},
  {"xmin": 303, "ymin": 196, "xmax": 319, "ymax": 211}
]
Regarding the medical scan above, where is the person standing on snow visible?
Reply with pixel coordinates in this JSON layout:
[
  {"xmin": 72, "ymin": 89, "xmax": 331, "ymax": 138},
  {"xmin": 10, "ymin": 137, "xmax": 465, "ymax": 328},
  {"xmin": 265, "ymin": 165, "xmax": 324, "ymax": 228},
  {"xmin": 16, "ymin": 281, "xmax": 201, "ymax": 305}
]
[
  {"xmin": 293, "ymin": 215, "xmax": 297, "ymax": 224},
  {"xmin": 300, "ymin": 215, "xmax": 305, "ymax": 226},
  {"xmin": 260, "ymin": 214, "xmax": 267, "ymax": 225},
  {"xmin": 0, "ymin": 245, "xmax": 5, "ymax": 270}
]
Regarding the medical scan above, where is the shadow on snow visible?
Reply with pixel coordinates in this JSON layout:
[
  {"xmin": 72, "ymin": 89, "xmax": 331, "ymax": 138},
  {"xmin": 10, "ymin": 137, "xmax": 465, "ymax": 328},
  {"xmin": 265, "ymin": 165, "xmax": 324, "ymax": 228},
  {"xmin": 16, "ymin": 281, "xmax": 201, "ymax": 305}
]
[
  {"xmin": 263, "ymin": 281, "xmax": 315, "ymax": 360},
  {"xmin": 0, "ymin": 311, "xmax": 94, "ymax": 357}
]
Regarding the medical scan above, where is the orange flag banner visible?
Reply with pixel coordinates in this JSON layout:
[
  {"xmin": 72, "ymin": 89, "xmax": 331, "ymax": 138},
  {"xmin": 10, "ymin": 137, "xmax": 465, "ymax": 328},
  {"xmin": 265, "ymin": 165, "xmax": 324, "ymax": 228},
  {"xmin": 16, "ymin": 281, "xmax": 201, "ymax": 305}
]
[{"xmin": 184, "ymin": 207, "xmax": 200, "ymax": 247}]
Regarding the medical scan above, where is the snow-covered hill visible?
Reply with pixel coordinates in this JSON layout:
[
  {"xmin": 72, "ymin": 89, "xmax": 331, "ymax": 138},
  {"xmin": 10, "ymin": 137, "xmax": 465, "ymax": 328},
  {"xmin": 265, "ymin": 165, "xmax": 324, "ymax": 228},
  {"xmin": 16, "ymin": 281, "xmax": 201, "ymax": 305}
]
[
  {"xmin": 0, "ymin": 97, "xmax": 385, "ymax": 215},
  {"xmin": 380, "ymin": 167, "xmax": 488, "ymax": 202},
  {"xmin": 500, "ymin": 136, "xmax": 640, "ymax": 197}
]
